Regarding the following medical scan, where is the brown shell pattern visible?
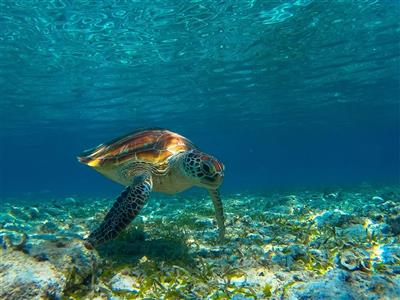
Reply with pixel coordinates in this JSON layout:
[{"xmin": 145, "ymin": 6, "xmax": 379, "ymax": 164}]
[{"xmin": 77, "ymin": 128, "xmax": 197, "ymax": 171}]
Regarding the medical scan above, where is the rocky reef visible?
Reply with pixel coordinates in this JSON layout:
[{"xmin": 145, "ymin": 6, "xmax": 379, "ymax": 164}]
[{"xmin": 0, "ymin": 185, "xmax": 399, "ymax": 299}]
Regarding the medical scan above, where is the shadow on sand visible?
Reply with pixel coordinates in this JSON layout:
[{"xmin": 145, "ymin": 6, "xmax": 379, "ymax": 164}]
[{"xmin": 94, "ymin": 229, "xmax": 194, "ymax": 267}]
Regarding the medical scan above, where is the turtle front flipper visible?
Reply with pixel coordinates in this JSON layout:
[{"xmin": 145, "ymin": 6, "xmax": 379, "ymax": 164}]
[
  {"xmin": 85, "ymin": 171, "xmax": 153, "ymax": 248},
  {"xmin": 208, "ymin": 189, "xmax": 226, "ymax": 241}
]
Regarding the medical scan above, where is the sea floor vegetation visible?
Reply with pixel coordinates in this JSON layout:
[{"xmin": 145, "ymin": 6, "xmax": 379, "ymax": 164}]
[{"xmin": 0, "ymin": 185, "xmax": 399, "ymax": 299}]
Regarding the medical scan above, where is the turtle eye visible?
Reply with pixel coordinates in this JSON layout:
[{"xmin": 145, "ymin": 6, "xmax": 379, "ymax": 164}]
[{"xmin": 201, "ymin": 161, "xmax": 213, "ymax": 174}]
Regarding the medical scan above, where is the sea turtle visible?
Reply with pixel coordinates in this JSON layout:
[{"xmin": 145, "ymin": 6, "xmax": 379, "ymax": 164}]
[{"xmin": 77, "ymin": 128, "xmax": 225, "ymax": 248}]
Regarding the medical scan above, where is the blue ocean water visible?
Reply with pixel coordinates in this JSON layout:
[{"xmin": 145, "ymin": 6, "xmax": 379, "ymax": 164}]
[
  {"xmin": 0, "ymin": 0, "xmax": 399, "ymax": 196},
  {"xmin": 1, "ymin": 2, "xmax": 400, "ymax": 299}
]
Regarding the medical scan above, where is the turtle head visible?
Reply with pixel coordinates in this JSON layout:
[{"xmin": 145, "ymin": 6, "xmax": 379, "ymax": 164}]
[{"xmin": 181, "ymin": 150, "xmax": 225, "ymax": 189}]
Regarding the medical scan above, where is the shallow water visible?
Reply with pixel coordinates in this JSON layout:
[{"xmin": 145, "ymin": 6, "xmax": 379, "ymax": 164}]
[
  {"xmin": 0, "ymin": 0, "xmax": 399, "ymax": 299},
  {"xmin": 1, "ymin": 0, "xmax": 399, "ymax": 195}
]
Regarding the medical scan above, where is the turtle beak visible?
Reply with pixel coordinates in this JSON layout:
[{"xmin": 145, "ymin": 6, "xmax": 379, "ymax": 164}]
[{"xmin": 201, "ymin": 173, "xmax": 223, "ymax": 188}]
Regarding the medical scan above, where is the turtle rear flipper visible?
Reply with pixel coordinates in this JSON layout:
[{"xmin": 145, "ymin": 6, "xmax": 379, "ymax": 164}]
[
  {"xmin": 208, "ymin": 189, "xmax": 225, "ymax": 241},
  {"xmin": 85, "ymin": 171, "xmax": 153, "ymax": 248}
]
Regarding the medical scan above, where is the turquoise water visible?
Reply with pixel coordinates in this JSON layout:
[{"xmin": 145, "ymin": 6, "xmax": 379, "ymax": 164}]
[
  {"xmin": 0, "ymin": 1, "xmax": 399, "ymax": 299},
  {"xmin": 0, "ymin": 0, "xmax": 399, "ymax": 196}
]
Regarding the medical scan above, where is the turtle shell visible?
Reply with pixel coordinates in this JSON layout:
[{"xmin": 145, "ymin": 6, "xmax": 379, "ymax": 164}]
[{"xmin": 77, "ymin": 128, "xmax": 198, "ymax": 173}]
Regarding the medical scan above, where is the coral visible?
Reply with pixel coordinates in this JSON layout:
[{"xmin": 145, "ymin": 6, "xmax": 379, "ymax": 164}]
[{"xmin": 0, "ymin": 249, "xmax": 66, "ymax": 300}]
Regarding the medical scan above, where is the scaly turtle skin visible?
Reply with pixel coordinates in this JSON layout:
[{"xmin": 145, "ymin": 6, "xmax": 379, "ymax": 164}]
[{"xmin": 77, "ymin": 128, "xmax": 225, "ymax": 248}]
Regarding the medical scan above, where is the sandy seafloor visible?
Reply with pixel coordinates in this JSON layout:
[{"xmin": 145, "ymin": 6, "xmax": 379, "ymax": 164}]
[{"xmin": 0, "ymin": 185, "xmax": 399, "ymax": 299}]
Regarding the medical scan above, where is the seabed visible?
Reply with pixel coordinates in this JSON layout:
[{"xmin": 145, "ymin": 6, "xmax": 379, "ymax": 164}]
[{"xmin": 0, "ymin": 185, "xmax": 399, "ymax": 299}]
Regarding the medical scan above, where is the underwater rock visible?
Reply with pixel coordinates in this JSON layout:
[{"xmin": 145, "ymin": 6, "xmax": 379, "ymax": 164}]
[
  {"xmin": 336, "ymin": 251, "xmax": 359, "ymax": 271},
  {"xmin": 27, "ymin": 207, "xmax": 40, "ymax": 219},
  {"xmin": 43, "ymin": 207, "xmax": 64, "ymax": 217},
  {"xmin": 202, "ymin": 230, "xmax": 219, "ymax": 240},
  {"xmin": 360, "ymin": 203, "xmax": 376, "ymax": 215},
  {"xmin": 286, "ymin": 244, "xmax": 307, "ymax": 259},
  {"xmin": 38, "ymin": 221, "xmax": 59, "ymax": 233},
  {"xmin": 286, "ymin": 269, "xmax": 353, "ymax": 299},
  {"xmin": 351, "ymin": 271, "xmax": 400, "ymax": 299},
  {"xmin": 323, "ymin": 192, "xmax": 341, "ymax": 201},
  {"xmin": 197, "ymin": 245, "xmax": 226, "ymax": 258},
  {"xmin": 239, "ymin": 215, "xmax": 253, "ymax": 225},
  {"xmin": 1, "ymin": 233, "xmax": 28, "ymax": 252},
  {"xmin": 195, "ymin": 217, "xmax": 214, "ymax": 228},
  {"xmin": 64, "ymin": 197, "xmax": 77, "ymax": 205},
  {"xmin": 287, "ymin": 268, "xmax": 400, "ymax": 299},
  {"xmin": 0, "ymin": 249, "xmax": 66, "ymax": 299},
  {"xmin": 378, "ymin": 244, "xmax": 400, "ymax": 264},
  {"xmin": 8, "ymin": 207, "xmax": 30, "ymax": 220},
  {"xmin": 3, "ymin": 222, "xmax": 31, "ymax": 231},
  {"xmin": 275, "ymin": 253, "xmax": 294, "ymax": 269},
  {"xmin": 334, "ymin": 249, "xmax": 369, "ymax": 271},
  {"xmin": 266, "ymin": 244, "xmax": 307, "ymax": 270},
  {"xmin": 109, "ymin": 273, "xmax": 139, "ymax": 293},
  {"xmin": 263, "ymin": 236, "xmax": 273, "ymax": 243},
  {"xmin": 66, "ymin": 223, "xmax": 85, "ymax": 232},
  {"xmin": 29, "ymin": 233, "xmax": 58, "ymax": 241},
  {"xmin": 229, "ymin": 276, "xmax": 248, "ymax": 287},
  {"xmin": 228, "ymin": 255, "xmax": 240, "ymax": 264},
  {"xmin": 270, "ymin": 252, "xmax": 294, "ymax": 269},
  {"xmin": 314, "ymin": 209, "xmax": 351, "ymax": 228},
  {"xmin": 270, "ymin": 205, "xmax": 292, "ymax": 214},
  {"xmin": 368, "ymin": 223, "xmax": 391, "ymax": 236},
  {"xmin": 387, "ymin": 215, "xmax": 400, "ymax": 235},
  {"xmin": 371, "ymin": 196, "xmax": 384, "ymax": 203},
  {"xmin": 309, "ymin": 248, "xmax": 329, "ymax": 260},
  {"xmin": 0, "ymin": 214, "xmax": 18, "ymax": 229},
  {"xmin": 382, "ymin": 201, "xmax": 397, "ymax": 212},
  {"xmin": 242, "ymin": 233, "xmax": 263, "ymax": 244},
  {"xmin": 58, "ymin": 230, "xmax": 84, "ymax": 239},
  {"xmin": 0, "ymin": 232, "xmax": 27, "ymax": 249},
  {"xmin": 249, "ymin": 244, "xmax": 264, "ymax": 256},
  {"xmin": 263, "ymin": 195, "xmax": 296, "ymax": 210},
  {"xmin": 339, "ymin": 224, "xmax": 367, "ymax": 241},
  {"xmin": 231, "ymin": 294, "xmax": 255, "ymax": 300},
  {"xmin": 0, "ymin": 213, "xmax": 16, "ymax": 225},
  {"xmin": 28, "ymin": 239, "xmax": 99, "ymax": 291},
  {"xmin": 258, "ymin": 226, "xmax": 273, "ymax": 236}
]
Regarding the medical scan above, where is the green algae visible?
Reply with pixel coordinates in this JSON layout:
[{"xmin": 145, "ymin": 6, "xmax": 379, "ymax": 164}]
[{"xmin": 262, "ymin": 283, "xmax": 272, "ymax": 298}]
